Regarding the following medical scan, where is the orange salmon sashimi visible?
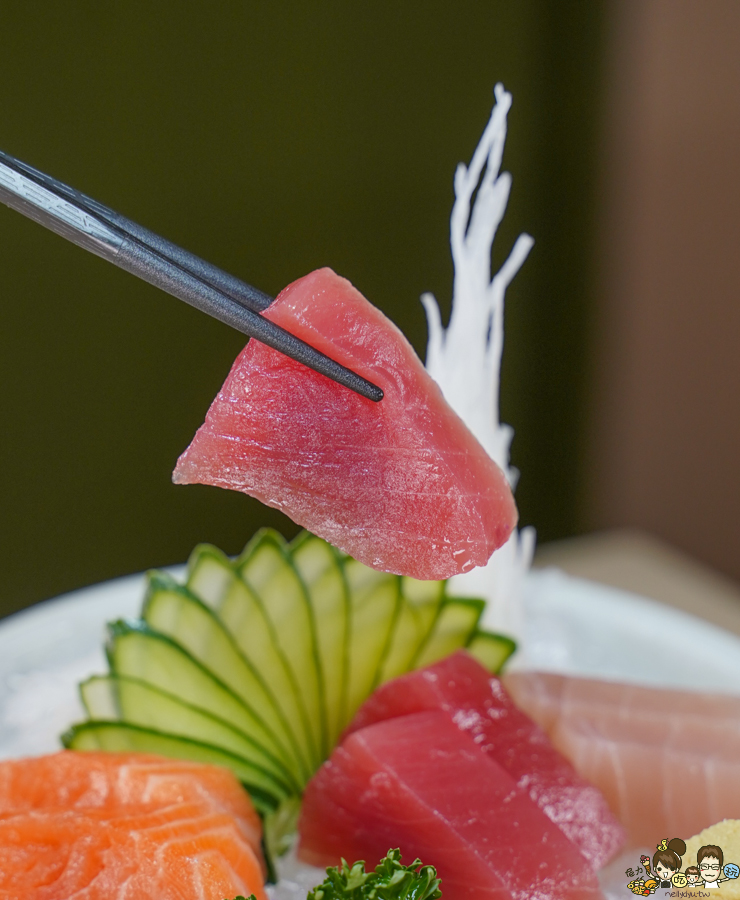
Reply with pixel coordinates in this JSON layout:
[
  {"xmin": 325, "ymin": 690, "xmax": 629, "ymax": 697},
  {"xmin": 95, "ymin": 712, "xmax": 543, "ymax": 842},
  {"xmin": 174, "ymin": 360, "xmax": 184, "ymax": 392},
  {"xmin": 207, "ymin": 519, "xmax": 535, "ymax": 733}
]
[
  {"xmin": 503, "ymin": 671, "xmax": 740, "ymax": 847},
  {"xmin": 0, "ymin": 752, "xmax": 266, "ymax": 900},
  {"xmin": 0, "ymin": 751, "xmax": 263, "ymax": 859},
  {"xmin": 0, "ymin": 805, "xmax": 265, "ymax": 900},
  {"xmin": 173, "ymin": 267, "xmax": 517, "ymax": 581}
]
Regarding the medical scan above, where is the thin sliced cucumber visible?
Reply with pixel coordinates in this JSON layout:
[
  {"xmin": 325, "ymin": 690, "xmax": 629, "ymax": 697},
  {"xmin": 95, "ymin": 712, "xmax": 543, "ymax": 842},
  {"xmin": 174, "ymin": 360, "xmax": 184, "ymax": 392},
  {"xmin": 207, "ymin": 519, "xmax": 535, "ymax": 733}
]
[
  {"xmin": 466, "ymin": 630, "xmax": 517, "ymax": 673},
  {"xmin": 236, "ymin": 530, "xmax": 324, "ymax": 768},
  {"xmin": 412, "ymin": 596, "xmax": 485, "ymax": 668},
  {"xmin": 378, "ymin": 577, "xmax": 445, "ymax": 684},
  {"xmin": 106, "ymin": 620, "xmax": 299, "ymax": 792},
  {"xmin": 189, "ymin": 544, "xmax": 316, "ymax": 776},
  {"xmin": 68, "ymin": 526, "xmax": 514, "ymax": 818},
  {"xmin": 142, "ymin": 571, "xmax": 310, "ymax": 783},
  {"xmin": 81, "ymin": 674, "xmax": 294, "ymax": 799},
  {"xmin": 61, "ymin": 721, "xmax": 279, "ymax": 815},
  {"xmin": 289, "ymin": 532, "xmax": 349, "ymax": 751},
  {"xmin": 186, "ymin": 543, "xmax": 234, "ymax": 607},
  {"xmin": 342, "ymin": 560, "xmax": 401, "ymax": 727}
]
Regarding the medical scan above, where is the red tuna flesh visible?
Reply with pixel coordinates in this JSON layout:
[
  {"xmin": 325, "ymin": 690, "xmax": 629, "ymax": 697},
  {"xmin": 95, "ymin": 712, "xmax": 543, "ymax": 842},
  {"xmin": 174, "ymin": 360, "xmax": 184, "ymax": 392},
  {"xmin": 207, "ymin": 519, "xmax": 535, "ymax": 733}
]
[
  {"xmin": 346, "ymin": 651, "xmax": 625, "ymax": 869},
  {"xmin": 173, "ymin": 268, "xmax": 517, "ymax": 580},
  {"xmin": 298, "ymin": 710, "xmax": 605, "ymax": 900},
  {"xmin": 504, "ymin": 671, "xmax": 740, "ymax": 847}
]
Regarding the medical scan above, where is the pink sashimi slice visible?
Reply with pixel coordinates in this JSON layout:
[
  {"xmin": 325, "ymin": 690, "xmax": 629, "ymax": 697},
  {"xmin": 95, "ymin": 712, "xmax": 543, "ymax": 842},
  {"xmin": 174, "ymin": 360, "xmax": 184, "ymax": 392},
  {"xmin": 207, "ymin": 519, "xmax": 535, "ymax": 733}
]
[
  {"xmin": 503, "ymin": 671, "xmax": 740, "ymax": 847},
  {"xmin": 298, "ymin": 710, "xmax": 605, "ymax": 900},
  {"xmin": 346, "ymin": 651, "xmax": 625, "ymax": 869},
  {"xmin": 502, "ymin": 670, "xmax": 740, "ymax": 730},
  {"xmin": 173, "ymin": 267, "xmax": 517, "ymax": 580}
]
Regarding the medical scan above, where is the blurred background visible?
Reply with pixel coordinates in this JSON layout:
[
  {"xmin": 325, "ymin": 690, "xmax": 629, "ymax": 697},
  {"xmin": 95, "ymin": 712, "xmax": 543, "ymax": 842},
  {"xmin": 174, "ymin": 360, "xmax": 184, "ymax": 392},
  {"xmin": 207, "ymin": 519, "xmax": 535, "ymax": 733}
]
[{"xmin": 0, "ymin": 1, "xmax": 738, "ymax": 619}]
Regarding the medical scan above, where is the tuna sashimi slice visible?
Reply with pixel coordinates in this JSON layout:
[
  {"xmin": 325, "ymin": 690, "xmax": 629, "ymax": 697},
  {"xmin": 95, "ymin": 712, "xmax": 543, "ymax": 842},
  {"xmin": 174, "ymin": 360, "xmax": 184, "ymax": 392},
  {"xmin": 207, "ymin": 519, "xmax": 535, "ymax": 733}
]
[
  {"xmin": 0, "ymin": 752, "xmax": 267, "ymax": 899},
  {"xmin": 173, "ymin": 267, "xmax": 517, "ymax": 580},
  {"xmin": 346, "ymin": 651, "xmax": 625, "ymax": 869},
  {"xmin": 298, "ymin": 710, "xmax": 605, "ymax": 900},
  {"xmin": 503, "ymin": 672, "xmax": 740, "ymax": 847}
]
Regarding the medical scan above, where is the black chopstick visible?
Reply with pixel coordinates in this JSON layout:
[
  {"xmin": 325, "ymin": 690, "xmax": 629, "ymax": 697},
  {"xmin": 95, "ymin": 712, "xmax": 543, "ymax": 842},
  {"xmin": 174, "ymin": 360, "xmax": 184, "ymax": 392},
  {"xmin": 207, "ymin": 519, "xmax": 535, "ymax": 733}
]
[{"xmin": 0, "ymin": 149, "xmax": 383, "ymax": 403}]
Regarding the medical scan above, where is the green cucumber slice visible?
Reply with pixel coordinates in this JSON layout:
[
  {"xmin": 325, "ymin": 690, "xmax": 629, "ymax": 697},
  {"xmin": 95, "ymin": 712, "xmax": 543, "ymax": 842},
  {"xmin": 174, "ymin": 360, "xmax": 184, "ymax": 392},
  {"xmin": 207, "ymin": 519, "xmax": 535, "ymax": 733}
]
[
  {"xmin": 466, "ymin": 630, "xmax": 517, "ymax": 673},
  {"xmin": 81, "ymin": 674, "xmax": 294, "ymax": 799},
  {"xmin": 61, "ymin": 722, "xmax": 279, "ymax": 815},
  {"xmin": 186, "ymin": 543, "xmax": 235, "ymax": 606},
  {"xmin": 412, "ymin": 596, "xmax": 485, "ymax": 668},
  {"xmin": 236, "ymin": 530, "xmax": 324, "ymax": 768},
  {"xmin": 142, "ymin": 572, "xmax": 310, "ymax": 783},
  {"xmin": 378, "ymin": 577, "xmax": 445, "ymax": 684},
  {"xmin": 68, "ymin": 525, "xmax": 514, "ymax": 821},
  {"xmin": 189, "ymin": 541, "xmax": 318, "ymax": 774},
  {"xmin": 342, "ymin": 560, "xmax": 401, "ymax": 727},
  {"xmin": 288, "ymin": 532, "xmax": 349, "ymax": 750},
  {"xmin": 106, "ymin": 620, "xmax": 299, "ymax": 791}
]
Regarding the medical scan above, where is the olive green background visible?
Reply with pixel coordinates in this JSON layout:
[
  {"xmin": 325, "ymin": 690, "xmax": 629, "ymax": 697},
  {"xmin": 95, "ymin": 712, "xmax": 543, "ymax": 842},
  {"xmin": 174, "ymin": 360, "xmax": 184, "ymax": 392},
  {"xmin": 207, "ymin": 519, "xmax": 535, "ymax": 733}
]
[{"xmin": 0, "ymin": 2, "xmax": 604, "ymax": 617}]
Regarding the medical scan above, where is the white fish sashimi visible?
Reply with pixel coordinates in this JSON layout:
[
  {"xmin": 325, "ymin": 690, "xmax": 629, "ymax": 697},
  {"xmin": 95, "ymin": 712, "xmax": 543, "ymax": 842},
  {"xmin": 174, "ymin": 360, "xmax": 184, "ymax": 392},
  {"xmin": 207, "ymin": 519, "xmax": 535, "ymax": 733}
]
[{"xmin": 504, "ymin": 671, "xmax": 740, "ymax": 847}]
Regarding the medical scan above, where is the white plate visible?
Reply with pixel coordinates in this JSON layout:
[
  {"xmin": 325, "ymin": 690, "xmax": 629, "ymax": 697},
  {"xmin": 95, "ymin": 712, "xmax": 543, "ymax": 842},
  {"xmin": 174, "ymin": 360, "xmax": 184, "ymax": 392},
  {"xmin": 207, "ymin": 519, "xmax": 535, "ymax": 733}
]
[
  {"xmin": 0, "ymin": 567, "xmax": 181, "ymax": 760},
  {"xmin": 515, "ymin": 567, "xmax": 740, "ymax": 691},
  {"xmin": 2, "ymin": 564, "xmax": 740, "ymax": 761},
  {"xmin": 1, "ymin": 566, "xmax": 739, "ymax": 899}
]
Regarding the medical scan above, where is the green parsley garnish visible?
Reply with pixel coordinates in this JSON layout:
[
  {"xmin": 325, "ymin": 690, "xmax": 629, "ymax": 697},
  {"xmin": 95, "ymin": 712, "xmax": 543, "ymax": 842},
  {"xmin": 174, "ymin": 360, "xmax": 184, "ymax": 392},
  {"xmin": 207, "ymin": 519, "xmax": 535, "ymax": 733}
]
[
  {"xmin": 307, "ymin": 848, "xmax": 442, "ymax": 899},
  {"xmin": 227, "ymin": 848, "xmax": 442, "ymax": 900}
]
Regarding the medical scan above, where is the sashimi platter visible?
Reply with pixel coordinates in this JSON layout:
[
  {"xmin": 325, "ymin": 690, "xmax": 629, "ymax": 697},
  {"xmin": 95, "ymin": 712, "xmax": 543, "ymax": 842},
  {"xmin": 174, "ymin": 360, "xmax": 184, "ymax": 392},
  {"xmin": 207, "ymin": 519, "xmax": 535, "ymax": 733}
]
[{"xmin": 2, "ymin": 84, "xmax": 740, "ymax": 900}]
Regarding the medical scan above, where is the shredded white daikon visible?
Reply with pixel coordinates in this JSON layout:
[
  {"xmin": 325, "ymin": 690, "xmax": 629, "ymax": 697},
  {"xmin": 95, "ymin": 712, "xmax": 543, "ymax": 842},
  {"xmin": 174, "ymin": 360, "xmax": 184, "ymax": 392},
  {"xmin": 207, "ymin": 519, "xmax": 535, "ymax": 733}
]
[{"xmin": 422, "ymin": 84, "xmax": 535, "ymax": 641}]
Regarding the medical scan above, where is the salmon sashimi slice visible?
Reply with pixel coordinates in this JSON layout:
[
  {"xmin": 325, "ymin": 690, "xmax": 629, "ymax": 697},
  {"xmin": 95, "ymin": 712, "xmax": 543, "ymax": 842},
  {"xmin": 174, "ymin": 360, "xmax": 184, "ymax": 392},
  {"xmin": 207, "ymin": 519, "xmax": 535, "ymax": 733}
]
[
  {"xmin": 503, "ymin": 672, "xmax": 740, "ymax": 847},
  {"xmin": 0, "ymin": 752, "xmax": 266, "ymax": 900},
  {"xmin": 346, "ymin": 651, "xmax": 625, "ymax": 869},
  {"xmin": 173, "ymin": 267, "xmax": 518, "ymax": 580},
  {"xmin": 0, "ymin": 751, "xmax": 262, "ymax": 857},
  {"xmin": 298, "ymin": 710, "xmax": 605, "ymax": 900},
  {"xmin": 0, "ymin": 806, "xmax": 266, "ymax": 899}
]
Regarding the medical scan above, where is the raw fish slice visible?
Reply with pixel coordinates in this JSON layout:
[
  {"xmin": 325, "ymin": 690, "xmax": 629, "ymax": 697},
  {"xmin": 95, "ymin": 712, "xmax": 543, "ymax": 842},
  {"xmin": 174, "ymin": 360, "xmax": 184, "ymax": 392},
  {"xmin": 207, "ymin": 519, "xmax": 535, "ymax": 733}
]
[
  {"xmin": 0, "ymin": 751, "xmax": 263, "ymax": 859},
  {"xmin": 0, "ymin": 803, "xmax": 266, "ymax": 899},
  {"xmin": 347, "ymin": 651, "xmax": 625, "ymax": 869},
  {"xmin": 550, "ymin": 714, "xmax": 740, "ymax": 847},
  {"xmin": 298, "ymin": 710, "xmax": 605, "ymax": 900},
  {"xmin": 503, "ymin": 671, "xmax": 740, "ymax": 731},
  {"xmin": 173, "ymin": 268, "xmax": 517, "ymax": 580},
  {"xmin": 503, "ymin": 672, "xmax": 740, "ymax": 847}
]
